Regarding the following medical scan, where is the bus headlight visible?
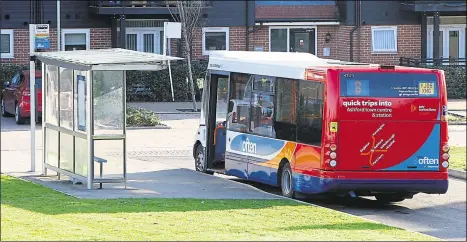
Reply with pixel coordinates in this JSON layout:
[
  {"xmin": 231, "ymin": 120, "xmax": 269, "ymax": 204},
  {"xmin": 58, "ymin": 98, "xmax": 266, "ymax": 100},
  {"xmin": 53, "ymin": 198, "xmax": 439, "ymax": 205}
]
[
  {"xmin": 442, "ymin": 161, "xmax": 449, "ymax": 168},
  {"xmin": 330, "ymin": 152, "xmax": 337, "ymax": 159},
  {"xmin": 330, "ymin": 160, "xmax": 337, "ymax": 167}
]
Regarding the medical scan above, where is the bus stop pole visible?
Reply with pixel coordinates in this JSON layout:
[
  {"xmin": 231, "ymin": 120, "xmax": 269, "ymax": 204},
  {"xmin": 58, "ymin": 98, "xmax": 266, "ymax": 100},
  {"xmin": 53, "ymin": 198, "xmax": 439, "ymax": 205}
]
[{"xmin": 29, "ymin": 24, "xmax": 36, "ymax": 172}]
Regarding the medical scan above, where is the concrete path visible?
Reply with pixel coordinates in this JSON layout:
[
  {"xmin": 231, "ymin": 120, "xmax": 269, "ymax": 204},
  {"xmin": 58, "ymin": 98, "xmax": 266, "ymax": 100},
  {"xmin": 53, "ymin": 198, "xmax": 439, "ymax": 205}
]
[
  {"xmin": 6, "ymin": 157, "xmax": 278, "ymax": 200},
  {"xmin": 448, "ymin": 99, "xmax": 466, "ymax": 111},
  {"xmin": 1, "ymin": 113, "xmax": 278, "ymax": 200}
]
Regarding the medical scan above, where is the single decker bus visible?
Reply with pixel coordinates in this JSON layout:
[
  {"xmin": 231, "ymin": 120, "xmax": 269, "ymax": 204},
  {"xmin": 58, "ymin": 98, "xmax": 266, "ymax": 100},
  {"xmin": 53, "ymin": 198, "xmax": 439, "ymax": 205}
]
[{"xmin": 193, "ymin": 51, "xmax": 450, "ymax": 203}]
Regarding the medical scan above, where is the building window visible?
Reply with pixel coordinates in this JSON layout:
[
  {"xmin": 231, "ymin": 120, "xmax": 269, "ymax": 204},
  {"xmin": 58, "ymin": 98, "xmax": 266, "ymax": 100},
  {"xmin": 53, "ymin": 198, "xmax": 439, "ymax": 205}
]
[
  {"xmin": 202, "ymin": 27, "xmax": 229, "ymax": 55},
  {"xmin": 371, "ymin": 26, "xmax": 397, "ymax": 53},
  {"xmin": 269, "ymin": 27, "xmax": 316, "ymax": 54},
  {"xmin": 0, "ymin": 29, "xmax": 14, "ymax": 58},
  {"xmin": 126, "ymin": 28, "xmax": 164, "ymax": 54},
  {"xmin": 62, "ymin": 29, "xmax": 90, "ymax": 51}
]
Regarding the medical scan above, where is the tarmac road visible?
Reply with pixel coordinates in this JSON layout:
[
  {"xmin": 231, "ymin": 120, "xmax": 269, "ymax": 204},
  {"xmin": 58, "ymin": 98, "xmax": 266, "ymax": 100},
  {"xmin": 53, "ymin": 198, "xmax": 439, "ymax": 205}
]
[{"xmin": 237, "ymin": 178, "xmax": 466, "ymax": 241}]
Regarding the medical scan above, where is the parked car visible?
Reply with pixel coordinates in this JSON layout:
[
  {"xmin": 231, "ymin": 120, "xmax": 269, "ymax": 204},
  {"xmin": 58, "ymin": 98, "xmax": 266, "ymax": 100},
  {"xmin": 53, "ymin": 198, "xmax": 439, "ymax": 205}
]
[{"xmin": 1, "ymin": 70, "xmax": 42, "ymax": 124}]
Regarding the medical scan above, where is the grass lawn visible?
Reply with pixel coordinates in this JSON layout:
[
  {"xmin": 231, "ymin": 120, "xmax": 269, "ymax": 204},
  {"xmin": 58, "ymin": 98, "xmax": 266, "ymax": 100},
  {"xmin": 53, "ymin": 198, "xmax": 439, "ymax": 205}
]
[
  {"xmin": 450, "ymin": 146, "xmax": 466, "ymax": 171},
  {"xmin": 448, "ymin": 115, "xmax": 467, "ymax": 124},
  {"xmin": 1, "ymin": 175, "xmax": 437, "ymax": 241}
]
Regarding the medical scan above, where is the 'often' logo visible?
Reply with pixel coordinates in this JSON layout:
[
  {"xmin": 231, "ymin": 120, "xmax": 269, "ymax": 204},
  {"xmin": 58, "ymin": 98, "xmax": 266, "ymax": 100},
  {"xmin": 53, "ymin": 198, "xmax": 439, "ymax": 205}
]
[
  {"xmin": 242, "ymin": 138, "xmax": 257, "ymax": 154},
  {"xmin": 418, "ymin": 156, "xmax": 439, "ymax": 165}
]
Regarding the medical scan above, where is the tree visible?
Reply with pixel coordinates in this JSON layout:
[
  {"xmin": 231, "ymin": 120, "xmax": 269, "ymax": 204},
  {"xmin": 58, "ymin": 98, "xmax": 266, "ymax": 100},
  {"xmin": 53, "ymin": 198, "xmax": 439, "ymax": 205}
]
[{"xmin": 169, "ymin": 0, "xmax": 204, "ymax": 111}]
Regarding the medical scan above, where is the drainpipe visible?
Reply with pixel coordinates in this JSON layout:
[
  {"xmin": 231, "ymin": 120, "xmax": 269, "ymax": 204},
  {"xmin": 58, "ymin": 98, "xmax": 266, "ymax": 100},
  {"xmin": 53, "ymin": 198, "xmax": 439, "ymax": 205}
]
[
  {"xmin": 349, "ymin": 0, "xmax": 360, "ymax": 62},
  {"xmin": 246, "ymin": 1, "xmax": 266, "ymax": 51},
  {"xmin": 247, "ymin": 23, "xmax": 265, "ymax": 51},
  {"xmin": 245, "ymin": 0, "xmax": 249, "ymax": 51}
]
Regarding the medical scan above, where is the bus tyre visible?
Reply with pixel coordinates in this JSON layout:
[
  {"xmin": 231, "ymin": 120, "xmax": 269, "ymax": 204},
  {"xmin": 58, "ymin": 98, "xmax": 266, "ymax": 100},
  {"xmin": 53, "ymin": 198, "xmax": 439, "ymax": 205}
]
[
  {"xmin": 280, "ymin": 163, "xmax": 295, "ymax": 198},
  {"xmin": 195, "ymin": 145, "xmax": 214, "ymax": 175},
  {"xmin": 375, "ymin": 194, "xmax": 406, "ymax": 204}
]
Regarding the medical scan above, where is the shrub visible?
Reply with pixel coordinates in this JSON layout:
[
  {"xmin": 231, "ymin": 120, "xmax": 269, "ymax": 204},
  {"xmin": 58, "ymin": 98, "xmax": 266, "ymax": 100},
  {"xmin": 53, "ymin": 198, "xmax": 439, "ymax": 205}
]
[
  {"xmin": 126, "ymin": 107, "xmax": 162, "ymax": 127},
  {"xmin": 126, "ymin": 59, "xmax": 208, "ymax": 102}
]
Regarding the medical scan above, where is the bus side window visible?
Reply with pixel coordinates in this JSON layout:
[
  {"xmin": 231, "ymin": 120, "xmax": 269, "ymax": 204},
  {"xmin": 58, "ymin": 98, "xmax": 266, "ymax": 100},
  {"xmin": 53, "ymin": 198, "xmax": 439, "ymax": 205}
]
[
  {"xmin": 274, "ymin": 78, "xmax": 298, "ymax": 141},
  {"xmin": 296, "ymin": 81, "xmax": 324, "ymax": 146}
]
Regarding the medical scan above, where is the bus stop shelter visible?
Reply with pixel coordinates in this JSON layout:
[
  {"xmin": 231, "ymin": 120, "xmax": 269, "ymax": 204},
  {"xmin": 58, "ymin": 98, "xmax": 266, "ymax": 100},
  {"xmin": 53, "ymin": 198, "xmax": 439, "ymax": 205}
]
[{"xmin": 34, "ymin": 48, "xmax": 182, "ymax": 189}]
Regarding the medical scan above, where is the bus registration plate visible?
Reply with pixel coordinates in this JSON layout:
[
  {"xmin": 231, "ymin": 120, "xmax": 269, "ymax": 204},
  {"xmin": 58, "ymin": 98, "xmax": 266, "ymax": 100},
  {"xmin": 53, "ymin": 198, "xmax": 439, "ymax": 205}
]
[{"xmin": 419, "ymin": 82, "xmax": 435, "ymax": 95}]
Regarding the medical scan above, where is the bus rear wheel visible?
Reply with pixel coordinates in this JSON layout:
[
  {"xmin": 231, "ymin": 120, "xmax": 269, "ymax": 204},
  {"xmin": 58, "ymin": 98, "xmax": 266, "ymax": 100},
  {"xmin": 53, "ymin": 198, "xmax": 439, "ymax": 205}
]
[{"xmin": 280, "ymin": 163, "xmax": 295, "ymax": 198}]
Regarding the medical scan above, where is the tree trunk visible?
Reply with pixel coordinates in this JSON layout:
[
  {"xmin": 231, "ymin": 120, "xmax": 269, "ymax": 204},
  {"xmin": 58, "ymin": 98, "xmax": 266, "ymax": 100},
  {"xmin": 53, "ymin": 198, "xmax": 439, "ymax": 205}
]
[
  {"xmin": 177, "ymin": 0, "xmax": 198, "ymax": 111},
  {"xmin": 182, "ymin": 25, "xmax": 197, "ymax": 110},
  {"xmin": 185, "ymin": 42, "xmax": 197, "ymax": 111}
]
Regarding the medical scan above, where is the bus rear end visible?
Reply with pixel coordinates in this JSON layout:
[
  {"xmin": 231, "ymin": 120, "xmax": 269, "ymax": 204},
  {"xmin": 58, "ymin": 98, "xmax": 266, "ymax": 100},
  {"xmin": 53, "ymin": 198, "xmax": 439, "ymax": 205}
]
[{"xmin": 324, "ymin": 67, "xmax": 449, "ymax": 202}]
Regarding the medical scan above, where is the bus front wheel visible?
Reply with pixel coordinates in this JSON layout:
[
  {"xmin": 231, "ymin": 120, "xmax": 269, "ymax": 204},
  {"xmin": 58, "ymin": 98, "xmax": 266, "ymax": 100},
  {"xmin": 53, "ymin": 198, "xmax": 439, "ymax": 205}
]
[
  {"xmin": 280, "ymin": 163, "xmax": 295, "ymax": 198},
  {"xmin": 194, "ymin": 145, "xmax": 214, "ymax": 175}
]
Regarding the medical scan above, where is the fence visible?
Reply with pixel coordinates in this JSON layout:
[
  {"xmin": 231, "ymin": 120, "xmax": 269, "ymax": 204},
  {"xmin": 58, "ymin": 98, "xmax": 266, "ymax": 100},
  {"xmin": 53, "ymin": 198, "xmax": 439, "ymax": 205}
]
[{"xmin": 399, "ymin": 57, "xmax": 466, "ymax": 67}]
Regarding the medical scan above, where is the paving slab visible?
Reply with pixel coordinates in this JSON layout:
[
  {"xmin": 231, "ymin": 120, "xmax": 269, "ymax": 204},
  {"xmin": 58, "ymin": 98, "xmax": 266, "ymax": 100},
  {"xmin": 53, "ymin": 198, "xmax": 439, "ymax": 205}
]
[{"xmin": 2, "ymin": 149, "xmax": 279, "ymax": 200}]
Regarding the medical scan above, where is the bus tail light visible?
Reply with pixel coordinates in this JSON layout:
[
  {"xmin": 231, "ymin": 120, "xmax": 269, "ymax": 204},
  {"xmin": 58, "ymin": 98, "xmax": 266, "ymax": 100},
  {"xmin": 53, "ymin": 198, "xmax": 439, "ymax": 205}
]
[
  {"xmin": 330, "ymin": 152, "xmax": 337, "ymax": 159},
  {"xmin": 442, "ymin": 153, "xmax": 450, "ymax": 160},
  {"xmin": 329, "ymin": 144, "xmax": 337, "ymax": 151},
  {"xmin": 442, "ymin": 144, "xmax": 450, "ymax": 153},
  {"xmin": 330, "ymin": 160, "xmax": 337, "ymax": 167},
  {"xmin": 442, "ymin": 161, "xmax": 449, "ymax": 168}
]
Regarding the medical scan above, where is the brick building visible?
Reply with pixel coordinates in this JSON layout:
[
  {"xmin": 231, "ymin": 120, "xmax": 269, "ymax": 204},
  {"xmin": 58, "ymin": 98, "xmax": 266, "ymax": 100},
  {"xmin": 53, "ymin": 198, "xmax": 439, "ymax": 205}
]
[{"xmin": 1, "ymin": 1, "xmax": 465, "ymax": 66}]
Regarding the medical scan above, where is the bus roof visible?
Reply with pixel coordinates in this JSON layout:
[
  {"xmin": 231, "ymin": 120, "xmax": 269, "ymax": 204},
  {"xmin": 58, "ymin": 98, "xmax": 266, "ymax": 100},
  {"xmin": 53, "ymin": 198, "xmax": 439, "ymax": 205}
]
[{"xmin": 207, "ymin": 51, "xmax": 435, "ymax": 80}]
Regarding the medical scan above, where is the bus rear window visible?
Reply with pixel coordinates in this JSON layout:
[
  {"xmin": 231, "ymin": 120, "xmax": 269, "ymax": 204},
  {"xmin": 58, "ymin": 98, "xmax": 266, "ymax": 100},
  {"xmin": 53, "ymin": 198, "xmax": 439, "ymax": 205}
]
[{"xmin": 340, "ymin": 72, "xmax": 439, "ymax": 98}]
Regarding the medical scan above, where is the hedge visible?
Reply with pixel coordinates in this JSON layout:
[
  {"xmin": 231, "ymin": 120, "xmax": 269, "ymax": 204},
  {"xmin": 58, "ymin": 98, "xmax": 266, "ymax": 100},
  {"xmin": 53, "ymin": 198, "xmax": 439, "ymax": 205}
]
[
  {"xmin": 421, "ymin": 65, "xmax": 466, "ymax": 100},
  {"xmin": 126, "ymin": 60, "xmax": 208, "ymax": 102},
  {"xmin": 1, "ymin": 61, "xmax": 465, "ymax": 100}
]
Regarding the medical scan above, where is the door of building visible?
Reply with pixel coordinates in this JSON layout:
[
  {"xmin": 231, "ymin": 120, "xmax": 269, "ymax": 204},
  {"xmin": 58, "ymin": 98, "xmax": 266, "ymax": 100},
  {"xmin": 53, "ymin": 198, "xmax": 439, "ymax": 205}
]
[{"xmin": 289, "ymin": 28, "xmax": 316, "ymax": 54}]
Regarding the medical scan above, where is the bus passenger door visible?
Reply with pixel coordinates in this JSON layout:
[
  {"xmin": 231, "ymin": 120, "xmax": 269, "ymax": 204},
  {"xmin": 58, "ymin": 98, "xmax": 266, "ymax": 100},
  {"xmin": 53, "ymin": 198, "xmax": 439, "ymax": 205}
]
[{"xmin": 205, "ymin": 72, "xmax": 230, "ymax": 171}]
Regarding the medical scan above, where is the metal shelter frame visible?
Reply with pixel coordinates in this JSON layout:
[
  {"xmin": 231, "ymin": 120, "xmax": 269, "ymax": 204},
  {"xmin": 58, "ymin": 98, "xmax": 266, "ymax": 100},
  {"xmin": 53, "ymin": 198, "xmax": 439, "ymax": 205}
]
[{"xmin": 34, "ymin": 48, "xmax": 182, "ymax": 189}]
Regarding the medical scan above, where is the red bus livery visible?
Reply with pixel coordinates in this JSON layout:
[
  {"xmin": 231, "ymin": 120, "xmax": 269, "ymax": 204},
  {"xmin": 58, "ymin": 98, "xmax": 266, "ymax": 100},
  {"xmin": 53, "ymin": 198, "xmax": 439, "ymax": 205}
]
[{"xmin": 194, "ymin": 51, "xmax": 449, "ymax": 203}]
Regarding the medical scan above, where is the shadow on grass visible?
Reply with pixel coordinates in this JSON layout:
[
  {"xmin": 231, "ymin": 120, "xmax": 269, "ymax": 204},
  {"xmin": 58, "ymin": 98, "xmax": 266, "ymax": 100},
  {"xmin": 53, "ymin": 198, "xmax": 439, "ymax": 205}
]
[
  {"xmin": 1, "ymin": 174, "xmax": 300, "ymax": 215},
  {"xmin": 279, "ymin": 222, "xmax": 402, "ymax": 231}
]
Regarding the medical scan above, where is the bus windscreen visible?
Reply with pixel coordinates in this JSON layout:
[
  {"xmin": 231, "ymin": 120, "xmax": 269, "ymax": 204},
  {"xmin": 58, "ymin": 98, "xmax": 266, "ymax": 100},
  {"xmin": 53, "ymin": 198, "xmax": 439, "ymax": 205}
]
[{"xmin": 340, "ymin": 73, "xmax": 439, "ymax": 98}]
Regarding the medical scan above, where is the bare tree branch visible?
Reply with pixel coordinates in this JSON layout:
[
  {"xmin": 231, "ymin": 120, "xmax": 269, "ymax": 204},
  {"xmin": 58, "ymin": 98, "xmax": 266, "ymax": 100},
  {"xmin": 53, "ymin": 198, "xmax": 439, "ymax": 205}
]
[{"xmin": 168, "ymin": 0, "xmax": 205, "ymax": 110}]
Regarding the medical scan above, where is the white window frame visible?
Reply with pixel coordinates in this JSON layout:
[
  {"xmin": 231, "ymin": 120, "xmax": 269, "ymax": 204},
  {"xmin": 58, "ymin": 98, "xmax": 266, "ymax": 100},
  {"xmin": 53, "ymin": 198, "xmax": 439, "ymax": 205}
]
[
  {"xmin": 126, "ymin": 27, "xmax": 164, "ymax": 54},
  {"xmin": 202, "ymin": 27, "xmax": 229, "ymax": 56},
  {"xmin": 0, "ymin": 29, "xmax": 14, "ymax": 59},
  {"xmin": 61, "ymin": 29, "xmax": 91, "ymax": 51},
  {"xmin": 268, "ymin": 26, "xmax": 318, "ymax": 54},
  {"xmin": 371, "ymin": 26, "xmax": 398, "ymax": 53}
]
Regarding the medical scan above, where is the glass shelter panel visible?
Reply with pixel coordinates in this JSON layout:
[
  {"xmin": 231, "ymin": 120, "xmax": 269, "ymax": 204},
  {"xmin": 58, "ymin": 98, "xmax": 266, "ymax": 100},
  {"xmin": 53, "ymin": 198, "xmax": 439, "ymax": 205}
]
[
  {"xmin": 74, "ymin": 137, "xmax": 88, "ymax": 177},
  {"xmin": 93, "ymin": 140, "xmax": 124, "ymax": 179},
  {"xmin": 46, "ymin": 65, "xmax": 59, "ymax": 125},
  {"xmin": 93, "ymin": 71, "xmax": 124, "ymax": 135},
  {"xmin": 45, "ymin": 128, "xmax": 59, "ymax": 167},
  {"xmin": 59, "ymin": 133, "xmax": 74, "ymax": 172},
  {"xmin": 59, "ymin": 68, "xmax": 73, "ymax": 130}
]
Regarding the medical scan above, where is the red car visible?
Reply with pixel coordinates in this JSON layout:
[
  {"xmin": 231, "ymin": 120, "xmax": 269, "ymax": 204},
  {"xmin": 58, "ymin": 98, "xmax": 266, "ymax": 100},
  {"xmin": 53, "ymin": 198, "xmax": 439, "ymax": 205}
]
[{"xmin": 1, "ymin": 70, "xmax": 42, "ymax": 124}]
